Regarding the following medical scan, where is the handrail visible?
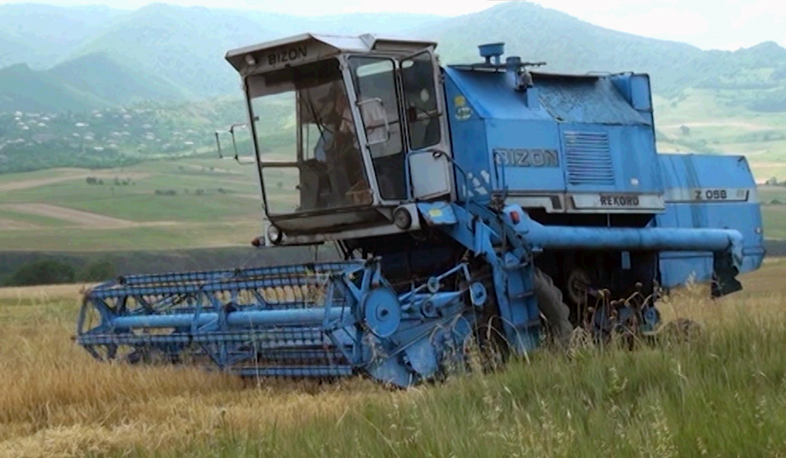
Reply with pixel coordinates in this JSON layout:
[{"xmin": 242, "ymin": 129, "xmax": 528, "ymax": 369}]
[{"xmin": 492, "ymin": 150, "xmax": 509, "ymax": 201}]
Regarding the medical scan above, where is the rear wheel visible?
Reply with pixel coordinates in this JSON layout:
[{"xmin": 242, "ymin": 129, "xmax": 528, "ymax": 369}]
[{"xmin": 533, "ymin": 267, "xmax": 574, "ymax": 348}]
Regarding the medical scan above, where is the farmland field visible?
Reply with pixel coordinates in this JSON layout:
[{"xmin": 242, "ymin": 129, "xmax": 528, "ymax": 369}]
[
  {"xmin": 0, "ymin": 149, "xmax": 784, "ymax": 251},
  {"xmin": 1, "ymin": 258, "xmax": 786, "ymax": 457},
  {"xmin": 0, "ymin": 158, "xmax": 271, "ymax": 251}
]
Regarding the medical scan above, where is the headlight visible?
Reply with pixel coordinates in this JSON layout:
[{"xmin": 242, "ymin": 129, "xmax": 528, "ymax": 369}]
[
  {"xmin": 266, "ymin": 224, "xmax": 282, "ymax": 244},
  {"xmin": 393, "ymin": 206, "xmax": 412, "ymax": 230}
]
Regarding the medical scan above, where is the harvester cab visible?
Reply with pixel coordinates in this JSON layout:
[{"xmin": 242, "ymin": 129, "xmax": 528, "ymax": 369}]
[
  {"xmin": 225, "ymin": 34, "xmax": 453, "ymax": 246},
  {"xmin": 76, "ymin": 33, "xmax": 765, "ymax": 389}
]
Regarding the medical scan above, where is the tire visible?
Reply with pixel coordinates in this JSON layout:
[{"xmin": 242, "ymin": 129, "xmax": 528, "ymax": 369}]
[{"xmin": 533, "ymin": 267, "xmax": 573, "ymax": 347}]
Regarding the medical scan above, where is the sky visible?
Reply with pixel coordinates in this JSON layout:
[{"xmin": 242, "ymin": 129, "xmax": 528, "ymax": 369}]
[{"xmin": 1, "ymin": 0, "xmax": 783, "ymax": 50}]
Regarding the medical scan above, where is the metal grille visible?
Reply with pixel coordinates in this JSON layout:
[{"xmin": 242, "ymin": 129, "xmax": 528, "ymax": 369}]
[
  {"xmin": 75, "ymin": 260, "xmax": 480, "ymax": 387},
  {"xmin": 77, "ymin": 261, "xmax": 362, "ymax": 379},
  {"xmin": 564, "ymin": 131, "xmax": 614, "ymax": 186}
]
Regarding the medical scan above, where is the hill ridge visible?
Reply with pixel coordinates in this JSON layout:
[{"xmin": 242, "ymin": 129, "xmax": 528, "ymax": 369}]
[{"xmin": 0, "ymin": 1, "xmax": 784, "ymax": 115}]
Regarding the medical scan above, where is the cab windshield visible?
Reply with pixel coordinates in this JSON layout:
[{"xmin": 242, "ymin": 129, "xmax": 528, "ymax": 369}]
[{"xmin": 246, "ymin": 58, "xmax": 372, "ymax": 216}]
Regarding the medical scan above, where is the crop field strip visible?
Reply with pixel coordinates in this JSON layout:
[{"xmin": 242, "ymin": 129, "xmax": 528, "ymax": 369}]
[
  {"xmin": 0, "ymin": 149, "xmax": 783, "ymax": 249},
  {"xmin": 0, "ymin": 258, "xmax": 785, "ymax": 457},
  {"xmin": 0, "ymin": 159, "xmax": 271, "ymax": 250}
]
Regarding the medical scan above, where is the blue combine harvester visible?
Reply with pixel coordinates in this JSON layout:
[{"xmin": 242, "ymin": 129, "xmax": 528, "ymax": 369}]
[{"xmin": 77, "ymin": 34, "xmax": 765, "ymax": 387}]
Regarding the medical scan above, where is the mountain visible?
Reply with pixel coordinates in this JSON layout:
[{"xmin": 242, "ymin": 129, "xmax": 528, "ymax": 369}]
[
  {"xmin": 0, "ymin": 63, "xmax": 100, "ymax": 113},
  {"xmin": 0, "ymin": 31, "xmax": 35, "ymax": 69},
  {"xmin": 1, "ymin": 1, "xmax": 785, "ymax": 115},
  {"xmin": 48, "ymin": 52, "xmax": 189, "ymax": 106},
  {"xmin": 60, "ymin": 3, "xmax": 277, "ymax": 98},
  {"xmin": 0, "ymin": 3, "xmax": 122, "ymax": 69},
  {"xmin": 0, "ymin": 52, "xmax": 188, "ymax": 113},
  {"xmin": 409, "ymin": 1, "xmax": 786, "ymax": 109},
  {"xmin": 57, "ymin": 6, "xmax": 442, "ymax": 99},
  {"xmin": 410, "ymin": 2, "xmax": 739, "ymax": 96},
  {"xmin": 0, "ymin": 1, "xmax": 784, "ymax": 175}
]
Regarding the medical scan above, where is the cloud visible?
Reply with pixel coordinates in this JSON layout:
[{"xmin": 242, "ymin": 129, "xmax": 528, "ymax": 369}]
[{"xmin": 532, "ymin": 0, "xmax": 783, "ymax": 49}]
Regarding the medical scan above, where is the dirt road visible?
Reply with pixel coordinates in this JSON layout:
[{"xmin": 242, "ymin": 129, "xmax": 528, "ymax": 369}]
[
  {"xmin": 0, "ymin": 217, "xmax": 39, "ymax": 230},
  {"xmin": 0, "ymin": 171, "xmax": 150, "ymax": 193}
]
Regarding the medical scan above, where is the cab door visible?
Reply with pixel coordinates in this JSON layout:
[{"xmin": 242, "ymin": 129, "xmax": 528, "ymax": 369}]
[
  {"xmin": 347, "ymin": 55, "xmax": 407, "ymax": 203},
  {"xmin": 399, "ymin": 50, "xmax": 454, "ymax": 202},
  {"xmin": 347, "ymin": 50, "xmax": 453, "ymax": 204}
]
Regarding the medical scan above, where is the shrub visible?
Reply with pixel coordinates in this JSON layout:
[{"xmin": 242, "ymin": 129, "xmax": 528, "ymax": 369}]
[
  {"xmin": 4, "ymin": 260, "xmax": 76, "ymax": 286},
  {"xmin": 77, "ymin": 260, "xmax": 116, "ymax": 282}
]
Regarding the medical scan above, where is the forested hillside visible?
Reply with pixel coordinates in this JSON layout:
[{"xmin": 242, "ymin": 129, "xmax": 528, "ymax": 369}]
[
  {"xmin": 2, "ymin": 1, "xmax": 784, "ymax": 111},
  {"xmin": 1, "ymin": 1, "xmax": 784, "ymax": 174}
]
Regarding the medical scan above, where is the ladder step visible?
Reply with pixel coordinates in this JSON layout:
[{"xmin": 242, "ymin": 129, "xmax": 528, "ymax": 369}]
[
  {"xmin": 511, "ymin": 290, "xmax": 535, "ymax": 300},
  {"xmin": 503, "ymin": 263, "xmax": 529, "ymax": 271}
]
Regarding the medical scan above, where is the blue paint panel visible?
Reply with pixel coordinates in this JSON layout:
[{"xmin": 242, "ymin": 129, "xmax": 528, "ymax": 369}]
[
  {"xmin": 443, "ymin": 71, "xmax": 492, "ymax": 203},
  {"xmin": 443, "ymin": 67, "xmax": 553, "ymax": 121},
  {"xmin": 660, "ymin": 153, "xmax": 757, "ymax": 188},
  {"xmin": 656, "ymin": 154, "xmax": 765, "ymax": 288},
  {"xmin": 611, "ymin": 73, "xmax": 654, "ymax": 124},
  {"xmin": 559, "ymin": 123, "xmax": 662, "ymax": 194},
  {"xmin": 487, "ymin": 119, "xmax": 564, "ymax": 192},
  {"xmin": 443, "ymin": 67, "xmax": 660, "ymax": 197},
  {"xmin": 629, "ymin": 75, "xmax": 653, "ymax": 125}
]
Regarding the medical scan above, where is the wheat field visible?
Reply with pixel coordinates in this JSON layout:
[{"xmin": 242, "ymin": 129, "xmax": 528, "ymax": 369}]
[{"xmin": 1, "ymin": 259, "xmax": 786, "ymax": 457}]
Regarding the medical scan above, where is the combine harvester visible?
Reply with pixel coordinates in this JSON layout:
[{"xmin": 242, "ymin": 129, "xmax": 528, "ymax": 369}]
[{"xmin": 77, "ymin": 34, "xmax": 765, "ymax": 387}]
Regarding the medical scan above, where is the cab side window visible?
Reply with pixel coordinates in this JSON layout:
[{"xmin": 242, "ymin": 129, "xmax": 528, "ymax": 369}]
[{"xmin": 401, "ymin": 52, "xmax": 441, "ymax": 150}]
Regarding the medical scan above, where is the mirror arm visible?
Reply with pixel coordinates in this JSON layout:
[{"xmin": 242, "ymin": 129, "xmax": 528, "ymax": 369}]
[
  {"xmin": 215, "ymin": 131, "xmax": 224, "ymax": 159},
  {"xmin": 228, "ymin": 123, "xmax": 246, "ymax": 163}
]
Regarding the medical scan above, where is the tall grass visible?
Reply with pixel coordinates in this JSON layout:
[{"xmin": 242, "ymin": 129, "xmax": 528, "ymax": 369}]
[
  {"xmin": 160, "ymin": 310, "xmax": 786, "ymax": 458},
  {"xmin": 1, "ymin": 273, "xmax": 786, "ymax": 457}
]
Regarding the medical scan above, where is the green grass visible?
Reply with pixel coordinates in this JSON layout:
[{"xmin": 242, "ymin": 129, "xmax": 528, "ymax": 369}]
[
  {"xmin": 4, "ymin": 269, "xmax": 786, "ymax": 457},
  {"xmin": 651, "ymin": 88, "xmax": 786, "ymax": 182},
  {"xmin": 0, "ymin": 160, "xmax": 261, "ymax": 223},
  {"xmin": 762, "ymin": 207, "xmax": 786, "ymax": 239},
  {"xmin": 758, "ymin": 186, "xmax": 786, "ymax": 238},
  {"xmin": 0, "ymin": 221, "xmax": 262, "ymax": 251},
  {"xmin": 653, "ymin": 89, "xmax": 786, "ymax": 129},
  {"xmin": 159, "ymin": 321, "xmax": 786, "ymax": 458},
  {"xmin": 0, "ymin": 157, "xmax": 281, "ymax": 249},
  {"xmin": 0, "ymin": 167, "xmax": 78, "ymax": 185},
  {"xmin": 757, "ymin": 186, "xmax": 786, "ymax": 201},
  {"xmin": 49, "ymin": 192, "xmax": 260, "ymax": 223},
  {"xmin": 0, "ymin": 208, "xmax": 67, "ymax": 227},
  {"xmin": 0, "ymin": 148, "xmax": 783, "ymax": 250}
]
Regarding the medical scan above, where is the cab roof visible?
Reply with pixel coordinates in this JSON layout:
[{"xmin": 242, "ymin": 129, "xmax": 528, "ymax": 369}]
[{"xmin": 226, "ymin": 33, "xmax": 437, "ymax": 75}]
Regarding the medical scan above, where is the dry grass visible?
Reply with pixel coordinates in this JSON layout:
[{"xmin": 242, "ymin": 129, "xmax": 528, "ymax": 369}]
[
  {"xmin": 0, "ymin": 284, "xmax": 393, "ymax": 457},
  {"xmin": 0, "ymin": 260, "xmax": 785, "ymax": 457}
]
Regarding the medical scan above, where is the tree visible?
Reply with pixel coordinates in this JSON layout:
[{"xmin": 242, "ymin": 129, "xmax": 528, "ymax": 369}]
[
  {"xmin": 78, "ymin": 260, "xmax": 116, "ymax": 282},
  {"xmin": 4, "ymin": 260, "xmax": 76, "ymax": 286}
]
